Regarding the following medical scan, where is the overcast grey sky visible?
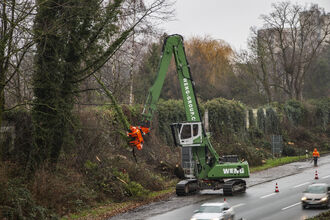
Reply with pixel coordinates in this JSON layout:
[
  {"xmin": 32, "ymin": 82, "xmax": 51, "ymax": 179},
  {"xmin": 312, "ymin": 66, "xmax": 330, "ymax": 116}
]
[{"xmin": 159, "ymin": 0, "xmax": 330, "ymax": 50}]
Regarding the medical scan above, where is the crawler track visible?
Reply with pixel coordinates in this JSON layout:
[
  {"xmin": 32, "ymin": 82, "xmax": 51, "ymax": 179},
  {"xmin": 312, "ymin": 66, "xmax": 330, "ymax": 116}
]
[
  {"xmin": 176, "ymin": 179, "xmax": 198, "ymax": 196},
  {"xmin": 223, "ymin": 179, "xmax": 246, "ymax": 196}
]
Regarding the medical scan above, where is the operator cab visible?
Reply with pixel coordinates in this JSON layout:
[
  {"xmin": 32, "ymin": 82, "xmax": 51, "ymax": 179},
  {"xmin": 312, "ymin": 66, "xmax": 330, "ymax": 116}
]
[{"xmin": 171, "ymin": 122, "xmax": 203, "ymax": 147}]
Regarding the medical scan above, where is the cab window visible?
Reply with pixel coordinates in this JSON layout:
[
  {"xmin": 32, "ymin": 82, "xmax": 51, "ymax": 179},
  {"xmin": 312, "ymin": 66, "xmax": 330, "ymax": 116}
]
[
  {"xmin": 193, "ymin": 124, "xmax": 198, "ymax": 136},
  {"xmin": 181, "ymin": 125, "xmax": 192, "ymax": 139}
]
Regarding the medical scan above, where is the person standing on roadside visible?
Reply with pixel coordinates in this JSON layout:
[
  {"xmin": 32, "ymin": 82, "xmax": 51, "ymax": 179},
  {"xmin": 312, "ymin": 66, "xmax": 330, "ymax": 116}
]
[{"xmin": 312, "ymin": 148, "xmax": 320, "ymax": 166}]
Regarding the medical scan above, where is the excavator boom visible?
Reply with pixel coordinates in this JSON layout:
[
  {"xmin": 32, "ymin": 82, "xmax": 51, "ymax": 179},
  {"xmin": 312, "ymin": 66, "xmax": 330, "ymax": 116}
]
[{"xmin": 128, "ymin": 34, "xmax": 249, "ymax": 196}]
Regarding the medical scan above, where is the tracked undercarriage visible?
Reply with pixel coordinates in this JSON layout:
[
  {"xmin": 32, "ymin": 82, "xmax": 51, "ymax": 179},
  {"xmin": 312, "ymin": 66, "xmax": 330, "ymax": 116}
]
[{"xmin": 176, "ymin": 178, "xmax": 246, "ymax": 196}]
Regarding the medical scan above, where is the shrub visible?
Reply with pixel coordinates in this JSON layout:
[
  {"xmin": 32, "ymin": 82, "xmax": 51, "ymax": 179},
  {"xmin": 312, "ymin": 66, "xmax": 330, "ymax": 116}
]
[
  {"xmin": 265, "ymin": 107, "xmax": 280, "ymax": 134},
  {"xmin": 0, "ymin": 180, "xmax": 53, "ymax": 220},
  {"xmin": 107, "ymin": 156, "xmax": 166, "ymax": 191},
  {"xmin": 282, "ymin": 145, "xmax": 296, "ymax": 156},
  {"xmin": 313, "ymin": 98, "xmax": 330, "ymax": 131},
  {"xmin": 156, "ymin": 99, "xmax": 185, "ymax": 145},
  {"xmin": 83, "ymin": 158, "xmax": 151, "ymax": 202},
  {"xmin": 31, "ymin": 167, "xmax": 96, "ymax": 215},
  {"xmin": 2, "ymin": 109, "xmax": 33, "ymax": 165},
  {"xmin": 257, "ymin": 108, "xmax": 265, "ymax": 132},
  {"xmin": 248, "ymin": 109, "xmax": 256, "ymax": 128},
  {"xmin": 292, "ymin": 126, "xmax": 313, "ymax": 142},
  {"xmin": 204, "ymin": 98, "xmax": 246, "ymax": 136},
  {"xmin": 248, "ymin": 127, "xmax": 263, "ymax": 140},
  {"xmin": 284, "ymin": 100, "xmax": 306, "ymax": 126},
  {"xmin": 0, "ymin": 163, "xmax": 55, "ymax": 219}
]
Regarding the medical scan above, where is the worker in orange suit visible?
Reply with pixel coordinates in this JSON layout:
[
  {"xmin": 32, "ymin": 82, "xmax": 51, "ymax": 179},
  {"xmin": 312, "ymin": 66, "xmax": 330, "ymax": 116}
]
[
  {"xmin": 128, "ymin": 126, "xmax": 144, "ymax": 150},
  {"xmin": 312, "ymin": 148, "xmax": 320, "ymax": 166}
]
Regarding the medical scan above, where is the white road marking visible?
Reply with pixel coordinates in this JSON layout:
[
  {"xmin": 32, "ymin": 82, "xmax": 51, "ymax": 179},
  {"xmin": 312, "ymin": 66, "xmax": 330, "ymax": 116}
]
[
  {"xmin": 232, "ymin": 203, "xmax": 245, "ymax": 209},
  {"xmin": 260, "ymin": 193, "xmax": 277, "ymax": 199},
  {"xmin": 293, "ymin": 182, "xmax": 310, "ymax": 188},
  {"xmin": 322, "ymin": 175, "xmax": 330, "ymax": 179},
  {"xmin": 281, "ymin": 202, "xmax": 301, "ymax": 211}
]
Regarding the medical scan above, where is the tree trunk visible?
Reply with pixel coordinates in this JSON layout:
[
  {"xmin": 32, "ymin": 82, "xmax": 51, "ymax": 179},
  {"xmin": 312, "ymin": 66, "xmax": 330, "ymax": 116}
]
[{"xmin": 0, "ymin": 55, "xmax": 6, "ymax": 128}]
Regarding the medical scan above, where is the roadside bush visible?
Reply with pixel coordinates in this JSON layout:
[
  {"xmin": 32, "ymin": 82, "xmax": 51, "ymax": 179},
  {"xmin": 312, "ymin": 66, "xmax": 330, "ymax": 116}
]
[
  {"xmin": 248, "ymin": 109, "xmax": 256, "ymax": 128},
  {"xmin": 257, "ymin": 108, "xmax": 265, "ymax": 132},
  {"xmin": 0, "ymin": 179, "xmax": 53, "ymax": 220},
  {"xmin": 205, "ymin": 98, "xmax": 246, "ymax": 137},
  {"xmin": 83, "ymin": 158, "xmax": 150, "ymax": 202},
  {"xmin": 307, "ymin": 209, "xmax": 330, "ymax": 220},
  {"xmin": 265, "ymin": 107, "xmax": 280, "ymax": 134},
  {"xmin": 213, "ymin": 141, "xmax": 263, "ymax": 166},
  {"xmin": 84, "ymin": 159, "xmax": 126, "ymax": 201},
  {"xmin": 2, "ymin": 109, "xmax": 33, "ymax": 165},
  {"xmin": 123, "ymin": 165, "xmax": 166, "ymax": 191},
  {"xmin": 282, "ymin": 145, "xmax": 296, "ymax": 156},
  {"xmin": 248, "ymin": 127, "xmax": 263, "ymax": 140},
  {"xmin": 113, "ymin": 170, "xmax": 150, "ymax": 200},
  {"xmin": 156, "ymin": 99, "xmax": 185, "ymax": 145},
  {"xmin": 31, "ymin": 167, "xmax": 96, "ymax": 215},
  {"xmin": 107, "ymin": 156, "xmax": 166, "ymax": 191},
  {"xmin": 291, "ymin": 126, "xmax": 314, "ymax": 142},
  {"xmin": 284, "ymin": 99, "xmax": 306, "ymax": 126},
  {"xmin": 0, "ymin": 163, "xmax": 55, "ymax": 219},
  {"xmin": 260, "ymin": 141, "xmax": 271, "ymax": 151},
  {"xmin": 313, "ymin": 98, "xmax": 330, "ymax": 131}
]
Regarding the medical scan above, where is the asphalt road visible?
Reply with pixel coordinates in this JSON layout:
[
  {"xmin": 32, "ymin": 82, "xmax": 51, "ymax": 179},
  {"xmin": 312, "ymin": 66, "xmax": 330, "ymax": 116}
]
[{"xmin": 109, "ymin": 155, "xmax": 330, "ymax": 220}]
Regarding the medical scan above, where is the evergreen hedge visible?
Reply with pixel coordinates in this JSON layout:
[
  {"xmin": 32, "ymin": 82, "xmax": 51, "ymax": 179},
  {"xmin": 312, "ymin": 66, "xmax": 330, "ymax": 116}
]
[{"xmin": 257, "ymin": 108, "xmax": 266, "ymax": 132}]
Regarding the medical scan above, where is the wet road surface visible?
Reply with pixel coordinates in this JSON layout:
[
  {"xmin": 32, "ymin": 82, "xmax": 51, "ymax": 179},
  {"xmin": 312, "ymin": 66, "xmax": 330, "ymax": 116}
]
[{"xmin": 109, "ymin": 155, "xmax": 330, "ymax": 220}]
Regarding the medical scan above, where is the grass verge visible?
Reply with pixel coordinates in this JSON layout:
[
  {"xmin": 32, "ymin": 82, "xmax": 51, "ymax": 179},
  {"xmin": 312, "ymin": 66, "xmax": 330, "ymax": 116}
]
[
  {"xmin": 250, "ymin": 155, "xmax": 310, "ymax": 173},
  {"xmin": 307, "ymin": 210, "xmax": 330, "ymax": 220},
  {"xmin": 61, "ymin": 187, "xmax": 175, "ymax": 220},
  {"xmin": 250, "ymin": 151, "xmax": 330, "ymax": 173}
]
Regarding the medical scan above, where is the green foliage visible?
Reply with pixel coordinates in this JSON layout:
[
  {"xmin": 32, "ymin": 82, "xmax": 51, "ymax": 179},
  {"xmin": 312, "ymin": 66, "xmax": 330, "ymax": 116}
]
[
  {"xmin": 84, "ymin": 159, "xmax": 125, "ymax": 200},
  {"xmin": 257, "ymin": 108, "xmax": 265, "ymax": 132},
  {"xmin": 265, "ymin": 107, "xmax": 280, "ymax": 134},
  {"xmin": 31, "ymin": 166, "xmax": 97, "ymax": 215},
  {"xmin": 248, "ymin": 109, "xmax": 256, "ymax": 128},
  {"xmin": 282, "ymin": 145, "xmax": 296, "ymax": 156},
  {"xmin": 313, "ymin": 98, "xmax": 330, "ymax": 131},
  {"xmin": 156, "ymin": 99, "xmax": 185, "ymax": 145},
  {"xmin": 284, "ymin": 99, "xmax": 306, "ymax": 126},
  {"xmin": 204, "ymin": 98, "xmax": 246, "ymax": 136},
  {"xmin": 0, "ymin": 179, "xmax": 53, "ymax": 220},
  {"xmin": 84, "ymin": 158, "xmax": 150, "ymax": 201},
  {"xmin": 250, "ymin": 155, "xmax": 307, "ymax": 173},
  {"xmin": 248, "ymin": 126, "xmax": 263, "ymax": 140},
  {"xmin": 122, "ymin": 177, "xmax": 149, "ymax": 199},
  {"xmin": 306, "ymin": 209, "xmax": 330, "ymax": 220},
  {"xmin": 2, "ymin": 109, "xmax": 33, "ymax": 165},
  {"xmin": 30, "ymin": 0, "xmax": 131, "ymax": 171}
]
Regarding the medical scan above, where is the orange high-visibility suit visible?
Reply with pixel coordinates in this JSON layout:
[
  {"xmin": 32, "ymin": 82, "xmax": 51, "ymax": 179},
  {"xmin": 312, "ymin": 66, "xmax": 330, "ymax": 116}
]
[
  {"xmin": 313, "ymin": 148, "xmax": 320, "ymax": 157},
  {"xmin": 128, "ymin": 126, "xmax": 144, "ymax": 150}
]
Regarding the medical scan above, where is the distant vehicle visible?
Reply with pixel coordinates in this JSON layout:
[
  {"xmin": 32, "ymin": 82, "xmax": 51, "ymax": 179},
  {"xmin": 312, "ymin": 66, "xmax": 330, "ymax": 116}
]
[
  {"xmin": 190, "ymin": 202, "xmax": 235, "ymax": 220},
  {"xmin": 301, "ymin": 183, "xmax": 330, "ymax": 209}
]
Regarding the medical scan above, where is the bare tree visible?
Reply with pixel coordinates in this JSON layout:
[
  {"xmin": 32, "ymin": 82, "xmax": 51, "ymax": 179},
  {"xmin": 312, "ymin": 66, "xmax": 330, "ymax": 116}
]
[
  {"xmin": 0, "ymin": 0, "xmax": 35, "ymax": 126},
  {"xmin": 82, "ymin": 0, "xmax": 174, "ymax": 106},
  {"xmin": 240, "ymin": 2, "xmax": 330, "ymax": 102},
  {"xmin": 122, "ymin": 0, "xmax": 174, "ymax": 105}
]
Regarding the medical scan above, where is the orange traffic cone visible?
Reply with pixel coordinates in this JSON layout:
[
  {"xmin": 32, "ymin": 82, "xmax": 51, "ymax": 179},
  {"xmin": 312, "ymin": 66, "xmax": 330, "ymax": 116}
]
[
  {"xmin": 275, "ymin": 182, "xmax": 279, "ymax": 193},
  {"xmin": 224, "ymin": 198, "xmax": 226, "ymax": 202},
  {"xmin": 315, "ymin": 170, "xmax": 319, "ymax": 180}
]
